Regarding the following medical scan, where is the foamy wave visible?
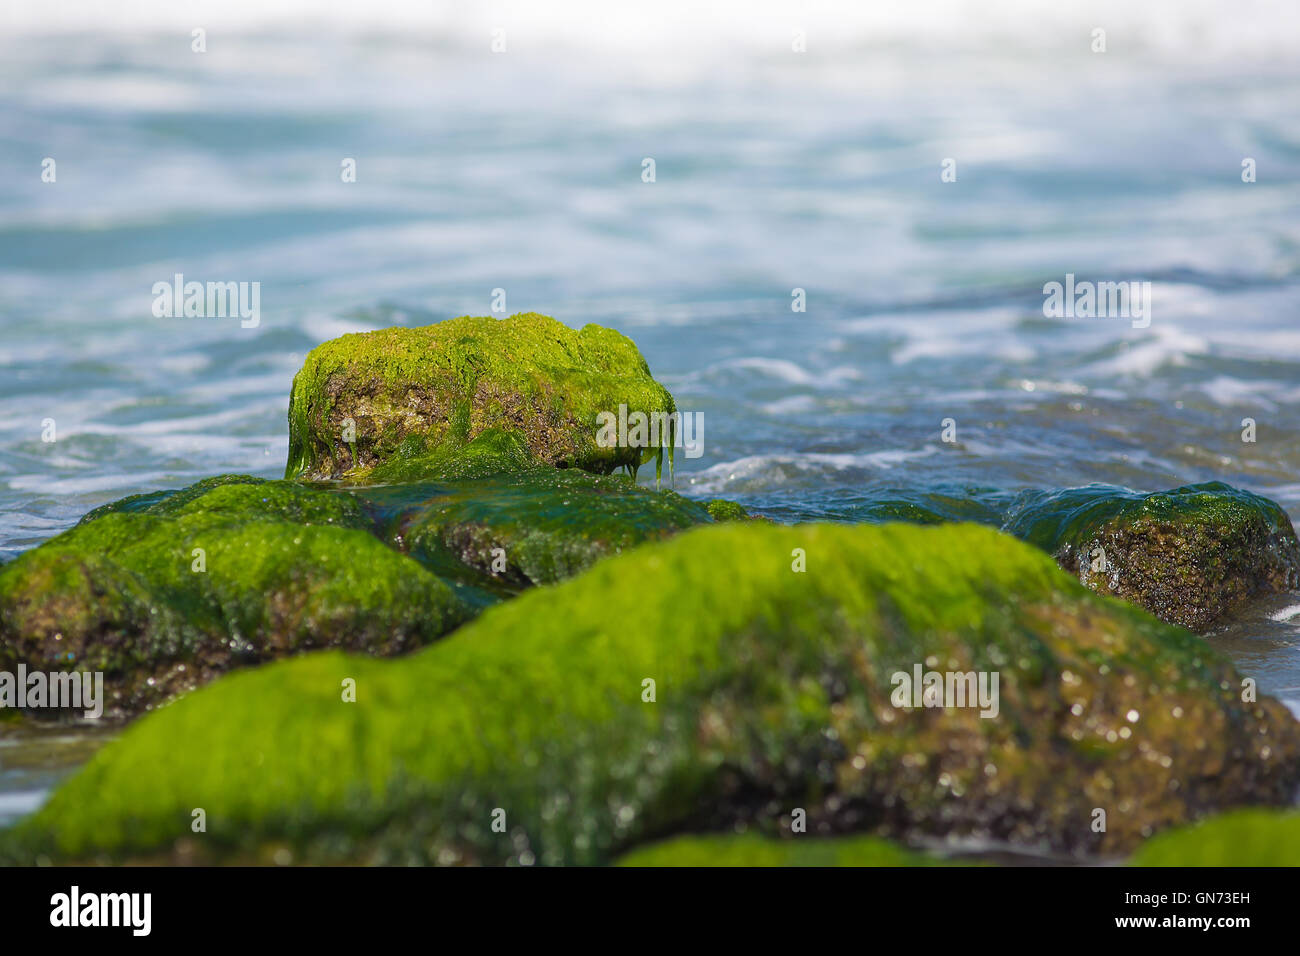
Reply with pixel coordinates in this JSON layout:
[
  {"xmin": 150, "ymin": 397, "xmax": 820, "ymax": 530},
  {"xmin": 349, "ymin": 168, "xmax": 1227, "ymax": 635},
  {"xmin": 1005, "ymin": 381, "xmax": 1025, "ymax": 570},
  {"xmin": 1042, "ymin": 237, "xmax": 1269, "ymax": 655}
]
[
  {"xmin": 1195, "ymin": 375, "xmax": 1300, "ymax": 409},
  {"xmin": 682, "ymin": 357, "xmax": 861, "ymax": 389},
  {"xmin": 1081, "ymin": 325, "xmax": 1210, "ymax": 378},
  {"xmin": 1268, "ymin": 603, "xmax": 1300, "ymax": 623},
  {"xmin": 759, "ymin": 395, "xmax": 819, "ymax": 415},
  {"xmin": 846, "ymin": 307, "xmax": 1035, "ymax": 366},
  {"xmin": 682, "ymin": 448, "xmax": 937, "ymax": 493},
  {"xmin": 4, "ymin": 1, "xmax": 1294, "ymax": 64}
]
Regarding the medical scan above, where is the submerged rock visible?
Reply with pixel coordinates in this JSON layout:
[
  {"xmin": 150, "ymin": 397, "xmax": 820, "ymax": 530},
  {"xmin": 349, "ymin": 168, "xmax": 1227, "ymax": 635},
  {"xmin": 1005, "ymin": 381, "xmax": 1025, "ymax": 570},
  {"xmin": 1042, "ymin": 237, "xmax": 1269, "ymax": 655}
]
[
  {"xmin": 1128, "ymin": 808, "xmax": 1300, "ymax": 866},
  {"xmin": 1004, "ymin": 481, "xmax": 1300, "ymax": 630},
  {"xmin": 841, "ymin": 485, "xmax": 1010, "ymax": 527},
  {"xmin": 284, "ymin": 312, "xmax": 678, "ymax": 482},
  {"xmin": 4, "ymin": 521, "xmax": 1295, "ymax": 865},
  {"xmin": 342, "ymin": 430, "xmax": 739, "ymax": 593},
  {"xmin": 704, "ymin": 498, "xmax": 751, "ymax": 522},
  {"xmin": 0, "ymin": 476, "xmax": 467, "ymax": 717},
  {"xmin": 365, "ymin": 426, "xmax": 538, "ymax": 484},
  {"xmin": 615, "ymin": 833, "xmax": 945, "ymax": 867},
  {"xmin": 325, "ymin": 429, "xmax": 727, "ymax": 594},
  {"xmin": 386, "ymin": 468, "xmax": 714, "ymax": 588}
]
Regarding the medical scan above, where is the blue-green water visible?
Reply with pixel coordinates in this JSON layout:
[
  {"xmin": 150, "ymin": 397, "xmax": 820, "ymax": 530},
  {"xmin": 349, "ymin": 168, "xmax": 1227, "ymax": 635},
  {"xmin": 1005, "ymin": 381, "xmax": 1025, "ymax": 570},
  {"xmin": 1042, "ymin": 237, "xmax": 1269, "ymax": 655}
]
[{"xmin": 2, "ymin": 6, "xmax": 1300, "ymax": 814}]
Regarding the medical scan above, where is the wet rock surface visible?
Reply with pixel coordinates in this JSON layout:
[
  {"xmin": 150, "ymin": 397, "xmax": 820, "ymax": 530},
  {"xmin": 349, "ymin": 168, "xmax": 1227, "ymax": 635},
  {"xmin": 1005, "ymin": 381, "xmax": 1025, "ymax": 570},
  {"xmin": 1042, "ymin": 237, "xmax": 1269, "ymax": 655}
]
[
  {"xmin": 4, "ymin": 316, "xmax": 1299, "ymax": 868},
  {"xmin": 841, "ymin": 481, "xmax": 1300, "ymax": 631},
  {"xmin": 0, "ymin": 476, "xmax": 468, "ymax": 717},
  {"xmin": 284, "ymin": 312, "xmax": 678, "ymax": 482},
  {"xmin": 4, "ymin": 521, "xmax": 1296, "ymax": 865},
  {"xmin": 1004, "ymin": 482, "xmax": 1300, "ymax": 630},
  {"xmin": 0, "ymin": 461, "xmax": 732, "ymax": 715},
  {"xmin": 385, "ymin": 469, "xmax": 713, "ymax": 588}
]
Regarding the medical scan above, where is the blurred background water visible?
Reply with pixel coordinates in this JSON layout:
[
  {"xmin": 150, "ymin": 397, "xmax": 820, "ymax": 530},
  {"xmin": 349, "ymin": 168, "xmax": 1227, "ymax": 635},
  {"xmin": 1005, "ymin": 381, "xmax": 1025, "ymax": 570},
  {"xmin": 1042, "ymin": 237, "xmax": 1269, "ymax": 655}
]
[{"xmin": 1, "ymin": 0, "xmax": 1299, "ymax": 763}]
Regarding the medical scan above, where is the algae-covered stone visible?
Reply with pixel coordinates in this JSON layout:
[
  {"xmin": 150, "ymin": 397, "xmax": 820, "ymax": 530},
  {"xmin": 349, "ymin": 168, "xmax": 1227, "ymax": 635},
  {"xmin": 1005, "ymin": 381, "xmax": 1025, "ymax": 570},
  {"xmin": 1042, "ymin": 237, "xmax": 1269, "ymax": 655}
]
[
  {"xmin": 342, "ymin": 428, "xmax": 719, "ymax": 593},
  {"xmin": 4, "ymin": 521, "xmax": 1296, "ymax": 865},
  {"xmin": 284, "ymin": 313, "xmax": 677, "ymax": 482},
  {"xmin": 842, "ymin": 485, "xmax": 1009, "ymax": 527},
  {"xmin": 1004, "ymin": 481, "xmax": 1300, "ymax": 630},
  {"xmin": 0, "ymin": 476, "xmax": 466, "ymax": 717},
  {"xmin": 387, "ymin": 468, "xmax": 713, "ymax": 588},
  {"xmin": 1128, "ymin": 808, "xmax": 1300, "ymax": 866},
  {"xmin": 704, "ymin": 499, "xmax": 750, "ymax": 522},
  {"xmin": 367, "ymin": 427, "xmax": 537, "ymax": 484},
  {"xmin": 77, "ymin": 473, "xmax": 272, "ymax": 523},
  {"xmin": 615, "ymin": 833, "xmax": 946, "ymax": 867}
]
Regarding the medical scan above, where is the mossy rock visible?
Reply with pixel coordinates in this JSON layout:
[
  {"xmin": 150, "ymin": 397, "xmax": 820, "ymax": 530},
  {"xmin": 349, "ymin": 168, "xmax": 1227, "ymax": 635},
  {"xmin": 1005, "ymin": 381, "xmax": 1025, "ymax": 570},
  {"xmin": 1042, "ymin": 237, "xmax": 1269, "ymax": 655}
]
[
  {"xmin": 1003, "ymin": 482, "xmax": 1300, "ymax": 631},
  {"xmin": 77, "ymin": 473, "xmax": 273, "ymax": 523},
  {"xmin": 841, "ymin": 485, "xmax": 1010, "ymax": 527},
  {"xmin": 705, "ymin": 499, "xmax": 750, "ymax": 522},
  {"xmin": 383, "ymin": 468, "xmax": 714, "ymax": 588},
  {"xmin": 341, "ymin": 428, "xmax": 725, "ymax": 595},
  {"xmin": 3, "ymin": 521, "xmax": 1296, "ymax": 865},
  {"xmin": 614, "ymin": 833, "xmax": 947, "ymax": 866},
  {"xmin": 1128, "ymin": 809, "xmax": 1300, "ymax": 866},
  {"xmin": 365, "ymin": 427, "xmax": 538, "ymax": 484},
  {"xmin": 0, "ymin": 476, "xmax": 467, "ymax": 718},
  {"xmin": 284, "ymin": 313, "xmax": 677, "ymax": 482}
]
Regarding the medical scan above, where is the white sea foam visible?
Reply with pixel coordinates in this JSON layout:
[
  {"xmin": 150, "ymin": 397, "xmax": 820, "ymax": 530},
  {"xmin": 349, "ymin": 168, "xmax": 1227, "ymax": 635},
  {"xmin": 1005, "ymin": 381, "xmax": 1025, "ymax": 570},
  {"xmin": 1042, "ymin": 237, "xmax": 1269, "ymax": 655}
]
[
  {"xmin": 1081, "ymin": 325, "xmax": 1211, "ymax": 378},
  {"xmin": 4, "ymin": 1, "xmax": 1294, "ymax": 65},
  {"xmin": 760, "ymin": 395, "xmax": 819, "ymax": 415},
  {"xmin": 682, "ymin": 357, "xmax": 861, "ymax": 389},
  {"xmin": 682, "ymin": 448, "xmax": 939, "ymax": 493},
  {"xmin": 1268, "ymin": 604, "xmax": 1300, "ymax": 623}
]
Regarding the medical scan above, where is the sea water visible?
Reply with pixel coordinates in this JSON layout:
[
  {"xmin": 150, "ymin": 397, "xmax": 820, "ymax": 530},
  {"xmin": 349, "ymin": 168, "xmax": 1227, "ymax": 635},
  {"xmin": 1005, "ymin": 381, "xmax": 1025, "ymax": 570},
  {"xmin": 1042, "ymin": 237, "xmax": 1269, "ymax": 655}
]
[{"xmin": 1, "ymin": 1, "xmax": 1298, "ymax": 809}]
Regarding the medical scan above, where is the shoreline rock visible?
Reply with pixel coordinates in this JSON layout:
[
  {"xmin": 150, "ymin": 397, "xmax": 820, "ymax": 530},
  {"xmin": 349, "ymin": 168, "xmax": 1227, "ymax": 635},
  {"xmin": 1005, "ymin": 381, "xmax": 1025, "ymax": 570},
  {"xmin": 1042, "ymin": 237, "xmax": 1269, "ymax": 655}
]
[
  {"xmin": 2, "ymin": 313, "xmax": 1295, "ymax": 869},
  {"xmin": 0, "ymin": 465, "xmax": 740, "ymax": 716},
  {"xmin": 284, "ymin": 313, "xmax": 678, "ymax": 482},
  {"xmin": 1004, "ymin": 481, "xmax": 1300, "ymax": 630},
  {"xmin": 4, "ymin": 521, "xmax": 1295, "ymax": 865},
  {"xmin": 0, "ymin": 477, "xmax": 468, "ymax": 718},
  {"xmin": 388, "ymin": 469, "xmax": 714, "ymax": 588}
]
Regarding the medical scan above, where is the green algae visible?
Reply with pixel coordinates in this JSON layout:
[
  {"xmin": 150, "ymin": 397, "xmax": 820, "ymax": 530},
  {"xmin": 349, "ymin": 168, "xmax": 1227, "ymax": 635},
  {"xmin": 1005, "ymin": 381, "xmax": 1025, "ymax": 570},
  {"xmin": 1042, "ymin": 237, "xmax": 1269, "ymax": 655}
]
[
  {"xmin": 842, "ymin": 486, "xmax": 1010, "ymax": 527},
  {"xmin": 836, "ymin": 481, "xmax": 1300, "ymax": 630},
  {"xmin": 78, "ymin": 474, "xmax": 273, "ymax": 524},
  {"xmin": 366, "ymin": 428, "xmax": 536, "ymax": 483},
  {"xmin": 704, "ymin": 499, "xmax": 750, "ymax": 522},
  {"xmin": 342, "ymin": 427, "xmax": 726, "ymax": 591},
  {"xmin": 1128, "ymin": 809, "xmax": 1300, "ymax": 866},
  {"xmin": 284, "ymin": 313, "xmax": 677, "ymax": 482},
  {"xmin": 0, "ymin": 477, "xmax": 467, "ymax": 717},
  {"xmin": 385, "ymin": 468, "xmax": 713, "ymax": 587},
  {"xmin": 1003, "ymin": 481, "xmax": 1300, "ymax": 630},
  {"xmin": 4, "ymin": 521, "xmax": 1295, "ymax": 865},
  {"xmin": 1004, "ymin": 481, "xmax": 1296, "ymax": 553},
  {"xmin": 614, "ymin": 833, "xmax": 948, "ymax": 867}
]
